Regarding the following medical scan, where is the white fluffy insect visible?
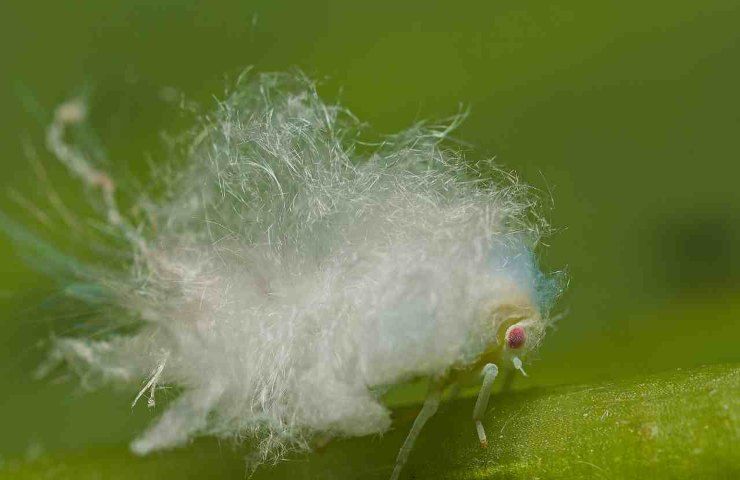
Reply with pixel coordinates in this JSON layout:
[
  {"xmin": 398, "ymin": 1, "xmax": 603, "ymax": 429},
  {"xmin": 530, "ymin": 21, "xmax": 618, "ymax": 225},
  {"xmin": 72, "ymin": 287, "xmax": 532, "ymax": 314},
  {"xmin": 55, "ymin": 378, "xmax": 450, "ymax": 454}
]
[{"xmin": 29, "ymin": 73, "xmax": 563, "ymax": 478}]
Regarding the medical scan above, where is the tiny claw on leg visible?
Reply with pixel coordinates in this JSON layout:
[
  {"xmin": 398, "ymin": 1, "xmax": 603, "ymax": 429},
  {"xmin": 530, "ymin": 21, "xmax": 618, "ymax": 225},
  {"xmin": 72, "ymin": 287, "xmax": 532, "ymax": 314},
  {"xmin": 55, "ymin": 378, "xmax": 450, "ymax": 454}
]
[
  {"xmin": 472, "ymin": 363, "xmax": 498, "ymax": 449},
  {"xmin": 475, "ymin": 420, "xmax": 488, "ymax": 448}
]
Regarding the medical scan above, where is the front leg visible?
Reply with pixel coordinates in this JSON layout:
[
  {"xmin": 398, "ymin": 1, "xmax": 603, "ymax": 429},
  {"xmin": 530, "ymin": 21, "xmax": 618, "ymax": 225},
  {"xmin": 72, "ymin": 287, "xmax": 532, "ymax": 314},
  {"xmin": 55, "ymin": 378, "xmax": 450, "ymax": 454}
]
[{"xmin": 472, "ymin": 363, "xmax": 499, "ymax": 448}]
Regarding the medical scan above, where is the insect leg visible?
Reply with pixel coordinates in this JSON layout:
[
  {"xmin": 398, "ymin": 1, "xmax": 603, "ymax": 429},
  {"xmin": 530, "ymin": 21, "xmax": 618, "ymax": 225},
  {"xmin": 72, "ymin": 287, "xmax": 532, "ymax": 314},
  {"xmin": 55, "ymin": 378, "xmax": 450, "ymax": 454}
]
[
  {"xmin": 389, "ymin": 378, "xmax": 446, "ymax": 480},
  {"xmin": 472, "ymin": 363, "xmax": 499, "ymax": 448}
]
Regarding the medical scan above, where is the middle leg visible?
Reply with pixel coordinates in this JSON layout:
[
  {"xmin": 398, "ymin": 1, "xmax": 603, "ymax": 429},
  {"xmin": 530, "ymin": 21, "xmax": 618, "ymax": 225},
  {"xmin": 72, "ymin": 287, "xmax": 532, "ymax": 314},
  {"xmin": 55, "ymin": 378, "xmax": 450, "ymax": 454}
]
[{"xmin": 389, "ymin": 377, "xmax": 447, "ymax": 480}]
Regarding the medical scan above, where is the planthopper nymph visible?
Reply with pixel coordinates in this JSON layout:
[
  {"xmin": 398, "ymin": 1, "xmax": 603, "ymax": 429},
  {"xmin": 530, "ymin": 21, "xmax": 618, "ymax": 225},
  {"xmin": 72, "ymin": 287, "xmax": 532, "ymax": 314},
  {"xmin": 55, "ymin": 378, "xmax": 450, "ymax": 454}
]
[{"xmin": 12, "ymin": 72, "xmax": 563, "ymax": 479}]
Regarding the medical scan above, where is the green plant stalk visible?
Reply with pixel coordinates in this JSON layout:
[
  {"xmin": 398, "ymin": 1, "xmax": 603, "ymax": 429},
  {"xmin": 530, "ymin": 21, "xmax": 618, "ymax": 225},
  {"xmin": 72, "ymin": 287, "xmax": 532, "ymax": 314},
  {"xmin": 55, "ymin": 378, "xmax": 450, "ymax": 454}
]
[{"xmin": 2, "ymin": 364, "xmax": 737, "ymax": 479}]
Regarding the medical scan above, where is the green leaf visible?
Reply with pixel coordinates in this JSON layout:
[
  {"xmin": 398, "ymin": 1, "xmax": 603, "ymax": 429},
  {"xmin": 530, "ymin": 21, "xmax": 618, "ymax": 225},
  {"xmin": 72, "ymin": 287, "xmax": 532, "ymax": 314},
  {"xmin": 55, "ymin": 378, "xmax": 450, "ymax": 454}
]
[{"xmin": 2, "ymin": 364, "xmax": 737, "ymax": 479}]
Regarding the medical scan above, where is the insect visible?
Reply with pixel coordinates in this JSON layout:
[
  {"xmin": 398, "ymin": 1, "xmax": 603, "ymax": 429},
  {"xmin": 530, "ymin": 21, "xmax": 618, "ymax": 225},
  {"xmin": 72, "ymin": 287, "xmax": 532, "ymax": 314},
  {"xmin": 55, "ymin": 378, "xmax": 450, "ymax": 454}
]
[{"xmin": 16, "ymin": 73, "xmax": 562, "ymax": 479}]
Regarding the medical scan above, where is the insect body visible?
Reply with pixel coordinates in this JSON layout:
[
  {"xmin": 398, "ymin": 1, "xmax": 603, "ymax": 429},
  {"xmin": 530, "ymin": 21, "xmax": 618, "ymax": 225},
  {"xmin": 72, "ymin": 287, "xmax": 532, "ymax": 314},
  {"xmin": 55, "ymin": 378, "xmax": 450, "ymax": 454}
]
[
  {"xmin": 390, "ymin": 290, "xmax": 542, "ymax": 480},
  {"xmin": 29, "ymin": 73, "xmax": 561, "ymax": 478}
]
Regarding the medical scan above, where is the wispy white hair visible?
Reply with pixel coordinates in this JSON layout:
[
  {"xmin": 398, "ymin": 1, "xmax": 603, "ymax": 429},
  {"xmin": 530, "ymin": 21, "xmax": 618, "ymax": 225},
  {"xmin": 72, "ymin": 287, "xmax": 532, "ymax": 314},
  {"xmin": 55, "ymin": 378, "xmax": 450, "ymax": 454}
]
[{"xmin": 34, "ymin": 72, "xmax": 561, "ymax": 461}]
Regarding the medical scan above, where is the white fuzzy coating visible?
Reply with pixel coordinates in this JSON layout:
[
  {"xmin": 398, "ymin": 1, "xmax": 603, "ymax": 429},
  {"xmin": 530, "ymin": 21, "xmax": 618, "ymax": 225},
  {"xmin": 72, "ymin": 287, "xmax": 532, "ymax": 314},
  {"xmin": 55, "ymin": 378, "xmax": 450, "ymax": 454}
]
[{"xmin": 43, "ymin": 73, "xmax": 561, "ymax": 461}]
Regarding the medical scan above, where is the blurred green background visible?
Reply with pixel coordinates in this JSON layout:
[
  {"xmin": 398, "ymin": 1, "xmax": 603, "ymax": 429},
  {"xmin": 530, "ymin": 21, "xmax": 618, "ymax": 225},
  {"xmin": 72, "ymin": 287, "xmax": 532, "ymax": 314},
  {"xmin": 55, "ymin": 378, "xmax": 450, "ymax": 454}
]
[{"xmin": 1, "ymin": 0, "xmax": 739, "ymax": 464}]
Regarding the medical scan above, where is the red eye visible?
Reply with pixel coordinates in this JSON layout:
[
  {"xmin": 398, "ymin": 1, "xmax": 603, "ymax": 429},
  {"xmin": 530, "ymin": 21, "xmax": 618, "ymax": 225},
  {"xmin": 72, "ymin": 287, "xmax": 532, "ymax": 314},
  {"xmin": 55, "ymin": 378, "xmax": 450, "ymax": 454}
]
[{"xmin": 506, "ymin": 326, "xmax": 526, "ymax": 349}]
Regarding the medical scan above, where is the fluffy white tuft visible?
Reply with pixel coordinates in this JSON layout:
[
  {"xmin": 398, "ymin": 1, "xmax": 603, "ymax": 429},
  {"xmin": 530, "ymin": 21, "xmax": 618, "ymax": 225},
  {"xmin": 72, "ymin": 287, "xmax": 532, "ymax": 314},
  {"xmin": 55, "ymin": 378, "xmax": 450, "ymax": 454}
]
[{"xmin": 39, "ymin": 73, "xmax": 562, "ymax": 461}]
